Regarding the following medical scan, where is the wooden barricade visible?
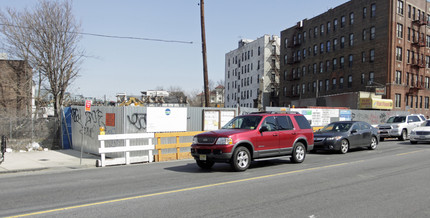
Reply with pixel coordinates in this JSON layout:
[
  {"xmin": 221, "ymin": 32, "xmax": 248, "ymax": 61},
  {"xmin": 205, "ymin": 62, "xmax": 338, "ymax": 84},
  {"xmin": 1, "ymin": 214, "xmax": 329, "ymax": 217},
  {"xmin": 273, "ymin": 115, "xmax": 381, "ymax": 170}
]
[{"xmin": 154, "ymin": 131, "xmax": 204, "ymax": 162}]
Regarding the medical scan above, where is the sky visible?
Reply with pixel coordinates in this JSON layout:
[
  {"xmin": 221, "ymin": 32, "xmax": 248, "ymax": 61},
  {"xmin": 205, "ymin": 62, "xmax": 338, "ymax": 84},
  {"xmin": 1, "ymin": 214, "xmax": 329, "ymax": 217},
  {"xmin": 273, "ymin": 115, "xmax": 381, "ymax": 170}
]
[{"xmin": 0, "ymin": 0, "xmax": 349, "ymax": 101}]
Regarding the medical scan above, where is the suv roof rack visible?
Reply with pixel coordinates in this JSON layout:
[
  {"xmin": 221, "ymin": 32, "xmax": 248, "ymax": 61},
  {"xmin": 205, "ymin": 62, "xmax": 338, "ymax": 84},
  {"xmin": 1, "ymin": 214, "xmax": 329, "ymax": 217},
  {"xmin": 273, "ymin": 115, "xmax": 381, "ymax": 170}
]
[{"xmin": 250, "ymin": 111, "xmax": 300, "ymax": 114}]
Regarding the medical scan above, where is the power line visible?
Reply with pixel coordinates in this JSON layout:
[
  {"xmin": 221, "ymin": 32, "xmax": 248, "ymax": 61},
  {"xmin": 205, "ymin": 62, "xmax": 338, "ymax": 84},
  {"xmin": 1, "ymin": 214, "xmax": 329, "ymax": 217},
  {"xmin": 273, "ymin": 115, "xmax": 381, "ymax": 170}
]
[{"xmin": 0, "ymin": 23, "xmax": 193, "ymax": 44}]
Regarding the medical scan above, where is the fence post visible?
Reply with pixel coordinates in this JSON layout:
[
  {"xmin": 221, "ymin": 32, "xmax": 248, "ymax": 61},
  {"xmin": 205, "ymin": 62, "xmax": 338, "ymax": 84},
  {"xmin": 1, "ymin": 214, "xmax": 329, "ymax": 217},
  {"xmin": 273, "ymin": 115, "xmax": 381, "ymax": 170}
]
[
  {"xmin": 157, "ymin": 136, "xmax": 162, "ymax": 162},
  {"xmin": 176, "ymin": 136, "xmax": 180, "ymax": 160},
  {"xmin": 148, "ymin": 138, "xmax": 153, "ymax": 162},
  {"xmin": 125, "ymin": 139, "xmax": 130, "ymax": 165},
  {"xmin": 100, "ymin": 139, "xmax": 106, "ymax": 167}
]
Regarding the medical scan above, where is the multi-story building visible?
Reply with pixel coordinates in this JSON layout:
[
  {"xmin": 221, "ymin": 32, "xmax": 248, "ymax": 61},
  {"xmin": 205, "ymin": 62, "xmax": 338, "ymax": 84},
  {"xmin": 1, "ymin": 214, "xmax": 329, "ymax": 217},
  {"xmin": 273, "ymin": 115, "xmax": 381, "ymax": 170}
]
[
  {"xmin": 280, "ymin": 0, "xmax": 430, "ymax": 116},
  {"xmin": 225, "ymin": 35, "xmax": 280, "ymax": 109}
]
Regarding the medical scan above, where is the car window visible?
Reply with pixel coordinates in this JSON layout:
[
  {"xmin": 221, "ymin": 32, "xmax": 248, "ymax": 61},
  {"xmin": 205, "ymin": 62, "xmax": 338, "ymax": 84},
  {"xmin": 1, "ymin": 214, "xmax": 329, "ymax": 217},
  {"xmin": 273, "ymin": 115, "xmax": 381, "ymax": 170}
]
[
  {"xmin": 408, "ymin": 116, "xmax": 420, "ymax": 122},
  {"xmin": 320, "ymin": 122, "xmax": 351, "ymax": 132},
  {"xmin": 360, "ymin": 122, "xmax": 371, "ymax": 130},
  {"xmin": 222, "ymin": 116, "xmax": 262, "ymax": 129},
  {"xmin": 419, "ymin": 115, "xmax": 426, "ymax": 121},
  {"xmin": 277, "ymin": 116, "xmax": 294, "ymax": 130},
  {"xmin": 387, "ymin": 116, "xmax": 406, "ymax": 123},
  {"xmin": 261, "ymin": 117, "xmax": 277, "ymax": 131},
  {"xmin": 351, "ymin": 123, "xmax": 359, "ymax": 131},
  {"xmin": 422, "ymin": 121, "xmax": 430, "ymax": 126},
  {"xmin": 294, "ymin": 115, "xmax": 312, "ymax": 129}
]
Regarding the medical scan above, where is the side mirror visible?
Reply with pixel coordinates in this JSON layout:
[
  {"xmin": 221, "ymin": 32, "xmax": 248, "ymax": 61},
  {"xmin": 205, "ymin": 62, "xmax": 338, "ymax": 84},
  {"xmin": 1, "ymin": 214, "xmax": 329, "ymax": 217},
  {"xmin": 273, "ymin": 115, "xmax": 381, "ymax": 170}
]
[
  {"xmin": 351, "ymin": 129, "xmax": 358, "ymax": 134},
  {"xmin": 259, "ymin": 126, "xmax": 269, "ymax": 132}
]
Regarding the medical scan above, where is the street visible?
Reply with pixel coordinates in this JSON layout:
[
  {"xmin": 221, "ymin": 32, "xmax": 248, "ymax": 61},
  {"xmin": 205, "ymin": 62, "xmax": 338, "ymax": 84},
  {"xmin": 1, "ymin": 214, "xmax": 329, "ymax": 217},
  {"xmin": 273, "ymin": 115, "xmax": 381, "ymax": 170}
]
[{"xmin": 1, "ymin": 140, "xmax": 429, "ymax": 218}]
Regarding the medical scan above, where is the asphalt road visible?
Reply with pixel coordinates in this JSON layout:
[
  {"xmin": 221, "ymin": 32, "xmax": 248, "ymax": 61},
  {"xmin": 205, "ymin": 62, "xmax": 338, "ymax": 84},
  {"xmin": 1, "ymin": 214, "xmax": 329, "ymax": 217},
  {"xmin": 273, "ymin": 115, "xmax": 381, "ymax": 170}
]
[{"xmin": 1, "ymin": 140, "xmax": 429, "ymax": 218}]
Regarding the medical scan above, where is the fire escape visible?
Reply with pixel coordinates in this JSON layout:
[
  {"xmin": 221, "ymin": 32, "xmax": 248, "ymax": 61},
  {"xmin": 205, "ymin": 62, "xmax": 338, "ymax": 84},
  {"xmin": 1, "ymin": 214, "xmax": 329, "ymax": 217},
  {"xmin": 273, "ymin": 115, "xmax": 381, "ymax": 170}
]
[
  {"xmin": 286, "ymin": 21, "xmax": 303, "ymax": 98},
  {"xmin": 409, "ymin": 16, "xmax": 427, "ymax": 95},
  {"xmin": 269, "ymin": 36, "xmax": 280, "ymax": 106}
]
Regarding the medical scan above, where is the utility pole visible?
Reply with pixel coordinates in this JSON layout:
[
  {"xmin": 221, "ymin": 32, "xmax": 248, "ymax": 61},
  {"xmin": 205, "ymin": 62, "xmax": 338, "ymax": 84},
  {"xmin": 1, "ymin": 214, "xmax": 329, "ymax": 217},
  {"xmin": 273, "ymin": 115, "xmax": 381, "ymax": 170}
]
[{"xmin": 200, "ymin": 0, "xmax": 210, "ymax": 107}]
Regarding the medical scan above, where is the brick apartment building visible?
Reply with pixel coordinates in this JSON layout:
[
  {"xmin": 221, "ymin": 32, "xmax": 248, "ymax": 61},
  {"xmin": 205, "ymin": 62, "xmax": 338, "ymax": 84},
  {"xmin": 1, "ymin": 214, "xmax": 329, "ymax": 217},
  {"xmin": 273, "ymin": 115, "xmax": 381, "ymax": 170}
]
[
  {"xmin": 0, "ymin": 59, "xmax": 33, "ymax": 117},
  {"xmin": 280, "ymin": 0, "xmax": 430, "ymax": 116}
]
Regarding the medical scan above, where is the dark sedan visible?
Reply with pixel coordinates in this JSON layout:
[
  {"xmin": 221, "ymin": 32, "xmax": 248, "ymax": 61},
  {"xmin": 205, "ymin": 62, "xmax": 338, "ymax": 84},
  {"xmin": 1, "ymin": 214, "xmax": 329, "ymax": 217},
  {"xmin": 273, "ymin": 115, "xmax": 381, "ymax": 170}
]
[{"xmin": 312, "ymin": 121, "xmax": 379, "ymax": 154}]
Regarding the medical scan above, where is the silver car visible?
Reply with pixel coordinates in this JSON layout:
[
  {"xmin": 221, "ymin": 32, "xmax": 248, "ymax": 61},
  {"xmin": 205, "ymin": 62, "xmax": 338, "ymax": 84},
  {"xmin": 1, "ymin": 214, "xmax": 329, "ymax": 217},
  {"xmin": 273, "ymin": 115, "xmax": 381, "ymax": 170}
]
[{"xmin": 410, "ymin": 120, "xmax": 430, "ymax": 144}]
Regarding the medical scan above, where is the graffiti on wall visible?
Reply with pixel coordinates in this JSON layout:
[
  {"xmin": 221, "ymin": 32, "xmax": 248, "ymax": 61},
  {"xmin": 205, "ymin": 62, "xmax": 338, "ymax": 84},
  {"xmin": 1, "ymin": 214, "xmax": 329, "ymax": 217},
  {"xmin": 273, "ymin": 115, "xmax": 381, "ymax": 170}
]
[
  {"xmin": 127, "ymin": 113, "xmax": 147, "ymax": 130},
  {"xmin": 351, "ymin": 110, "xmax": 408, "ymax": 125},
  {"xmin": 71, "ymin": 108, "xmax": 106, "ymax": 137}
]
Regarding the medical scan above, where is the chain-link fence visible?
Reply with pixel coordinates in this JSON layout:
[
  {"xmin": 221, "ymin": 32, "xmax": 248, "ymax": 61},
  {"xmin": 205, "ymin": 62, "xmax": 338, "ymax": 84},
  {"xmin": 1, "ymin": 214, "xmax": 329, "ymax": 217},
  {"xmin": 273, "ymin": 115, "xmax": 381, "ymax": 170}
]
[{"xmin": 0, "ymin": 116, "xmax": 60, "ymax": 151}]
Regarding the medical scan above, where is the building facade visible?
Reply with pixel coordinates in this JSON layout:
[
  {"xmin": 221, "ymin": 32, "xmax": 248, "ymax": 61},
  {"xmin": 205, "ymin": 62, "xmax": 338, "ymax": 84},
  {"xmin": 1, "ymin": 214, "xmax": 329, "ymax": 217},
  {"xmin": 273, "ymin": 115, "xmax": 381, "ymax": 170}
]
[
  {"xmin": 225, "ymin": 35, "xmax": 280, "ymax": 109},
  {"xmin": 280, "ymin": 0, "xmax": 430, "ymax": 116}
]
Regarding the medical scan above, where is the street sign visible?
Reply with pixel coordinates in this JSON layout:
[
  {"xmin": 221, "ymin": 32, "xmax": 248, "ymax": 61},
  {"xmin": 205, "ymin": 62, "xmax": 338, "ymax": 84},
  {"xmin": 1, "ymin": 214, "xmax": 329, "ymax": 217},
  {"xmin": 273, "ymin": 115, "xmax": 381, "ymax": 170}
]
[{"xmin": 85, "ymin": 100, "xmax": 92, "ymax": 112}]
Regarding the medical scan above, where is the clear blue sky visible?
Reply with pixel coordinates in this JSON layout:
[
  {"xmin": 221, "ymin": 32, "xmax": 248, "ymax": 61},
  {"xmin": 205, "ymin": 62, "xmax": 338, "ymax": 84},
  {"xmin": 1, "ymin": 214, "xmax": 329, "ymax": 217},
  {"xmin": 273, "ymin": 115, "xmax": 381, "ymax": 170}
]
[{"xmin": 0, "ymin": 0, "xmax": 348, "ymax": 101}]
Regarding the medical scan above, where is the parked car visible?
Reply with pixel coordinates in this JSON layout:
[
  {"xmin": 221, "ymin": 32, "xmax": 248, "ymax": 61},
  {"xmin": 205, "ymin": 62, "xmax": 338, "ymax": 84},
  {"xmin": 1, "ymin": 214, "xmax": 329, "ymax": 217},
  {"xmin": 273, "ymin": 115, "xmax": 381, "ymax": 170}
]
[
  {"xmin": 410, "ymin": 120, "xmax": 430, "ymax": 144},
  {"xmin": 191, "ymin": 112, "xmax": 314, "ymax": 171},
  {"xmin": 313, "ymin": 121, "xmax": 379, "ymax": 154},
  {"xmin": 377, "ymin": 114, "xmax": 426, "ymax": 141}
]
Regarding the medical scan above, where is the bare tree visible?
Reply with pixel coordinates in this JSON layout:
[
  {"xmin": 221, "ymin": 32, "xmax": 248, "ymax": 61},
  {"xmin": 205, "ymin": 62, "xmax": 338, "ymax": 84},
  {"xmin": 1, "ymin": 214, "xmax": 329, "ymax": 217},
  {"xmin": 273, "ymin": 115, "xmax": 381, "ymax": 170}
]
[{"xmin": 0, "ymin": 0, "xmax": 84, "ymax": 119}]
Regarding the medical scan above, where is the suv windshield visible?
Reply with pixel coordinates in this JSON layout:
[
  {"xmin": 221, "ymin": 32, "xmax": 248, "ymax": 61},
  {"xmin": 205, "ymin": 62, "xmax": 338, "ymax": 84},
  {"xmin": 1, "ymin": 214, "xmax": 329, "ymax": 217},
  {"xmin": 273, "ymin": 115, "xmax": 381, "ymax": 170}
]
[
  {"xmin": 386, "ymin": 116, "xmax": 406, "ymax": 123},
  {"xmin": 319, "ymin": 122, "xmax": 352, "ymax": 132},
  {"xmin": 222, "ymin": 116, "xmax": 262, "ymax": 130}
]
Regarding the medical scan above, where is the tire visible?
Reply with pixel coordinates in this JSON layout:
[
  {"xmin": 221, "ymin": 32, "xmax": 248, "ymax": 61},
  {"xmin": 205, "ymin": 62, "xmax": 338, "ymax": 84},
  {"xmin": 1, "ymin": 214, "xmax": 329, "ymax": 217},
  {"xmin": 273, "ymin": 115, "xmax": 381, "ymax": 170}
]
[
  {"xmin": 399, "ymin": 129, "xmax": 407, "ymax": 141},
  {"xmin": 380, "ymin": 137, "xmax": 384, "ymax": 142},
  {"xmin": 196, "ymin": 159, "xmax": 215, "ymax": 170},
  {"xmin": 231, "ymin": 146, "xmax": 251, "ymax": 172},
  {"xmin": 410, "ymin": 141, "xmax": 418, "ymax": 144},
  {"xmin": 369, "ymin": 136, "xmax": 377, "ymax": 150},
  {"xmin": 339, "ymin": 139, "xmax": 349, "ymax": 154},
  {"xmin": 290, "ymin": 142, "xmax": 306, "ymax": 163}
]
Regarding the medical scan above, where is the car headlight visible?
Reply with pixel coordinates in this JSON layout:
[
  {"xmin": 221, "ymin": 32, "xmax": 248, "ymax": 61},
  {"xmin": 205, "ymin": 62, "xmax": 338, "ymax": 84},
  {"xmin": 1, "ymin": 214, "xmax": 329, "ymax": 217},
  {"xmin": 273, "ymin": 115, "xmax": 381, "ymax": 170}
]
[
  {"xmin": 326, "ymin": 136, "xmax": 342, "ymax": 141},
  {"xmin": 192, "ymin": 136, "xmax": 198, "ymax": 144},
  {"xmin": 216, "ymin": 137, "xmax": 233, "ymax": 145},
  {"xmin": 392, "ymin": 125, "xmax": 399, "ymax": 128},
  {"xmin": 411, "ymin": 130, "xmax": 416, "ymax": 135}
]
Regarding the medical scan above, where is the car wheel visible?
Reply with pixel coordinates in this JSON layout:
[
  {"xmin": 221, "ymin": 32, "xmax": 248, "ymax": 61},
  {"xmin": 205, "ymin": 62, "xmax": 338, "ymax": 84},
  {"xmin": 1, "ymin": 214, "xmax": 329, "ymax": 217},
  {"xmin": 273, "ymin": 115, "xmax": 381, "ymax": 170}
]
[
  {"xmin": 410, "ymin": 140, "xmax": 418, "ymax": 144},
  {"xmin": 339, "ymin": 139, "xmax": 349, "ymax": 154},
  {"xmin": 290, "ymin": 142, "xmax": 306, "ymax": 163},
  {"xmin": 196, "ymin": 159, "xmax": 215, "ymax": 169},
  {"xmin": 380, "ymin": 137, "xmax": 384, "ymax": 142},
  {"xmin": 231, "ymin": 147, "xmax": 251, "ymax": 172},
  {"xmin": 399, "ymin": 129, "xmax": 407, "ymax": 141},
  {"xmin": 369, "ymin": 136, "xmax": 377, "ymax": 150}
]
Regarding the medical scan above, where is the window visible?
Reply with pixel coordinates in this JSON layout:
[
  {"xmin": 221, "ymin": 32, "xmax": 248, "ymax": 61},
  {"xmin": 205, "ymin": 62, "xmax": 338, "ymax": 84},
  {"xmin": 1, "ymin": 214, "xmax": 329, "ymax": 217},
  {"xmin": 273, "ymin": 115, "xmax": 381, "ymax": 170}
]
[
  {"xmin": 313, "ymin": 63, "xmax": 317, "ymax": 74},
  {"xmin": 339, "ymin": 77, "xmax": 344, "ymax": 89},
  {"xmin": 302, "ymin": 84, "xmax": 306, "ymax": 94},
  {"xmin": 420, "ymin": 96, "xmax": 423, "ymax": 108},
  {"xmin": 427, "ymin": 35, "xmax": 430, "ymax": 47},
  {"xmin": 333, "ymin": 58, "xmax": 337, "ymax": 70},
  {"xmin": 349, "ymin": 54, "xmax": 353, "ymax": 67},
  {"xmin": 325, "ymin": 79, "xmax": 329, "ymax": 91},
  {"xmin": 303, "ymin": 48, "xmax": 307, "ymax": 59},
  {"xmin": 332, "ymin": 78, "xmax": 337, "ymax": 90},
  {"xmin": 349, "ymin": 33, "xmax": 354, "ymax": 46},
  {"xmin": 327, "ymin": 41, "xmax": 331, "ymax": 52},
  {"xmin": 395, "ymin": 94, "xmax": 401, "ymax": 107},
  {"xmin": 370, "ymin": 26, "xmax": 376, "ymax": 39},
  {"xmin": 294, "ymin": 116, "xmax": 312, "ymax": 129},
  {"xmin": 341, "ymin": 36, "xmax": 345, "ymax": 48},
  {"xmin": 425, "ymin": 97, "xmax": 429, "ymax": 109},
  {"xmin": 408, "ymin": 27, "xmax": 411, "ymax": 40},
  {"xmin": 258, "ymin": 47, "xmax": 261, "ymax": 56},
  {"xmin": 369, "ymin": 72, "xmax": 374, "ymax": 83},
  {"xmin": 370, "ymin": 49, "xmax": 375, "ymax": 62},
  {"xmin": 341, "ymin": 16, "xmax": 345, "ymax": 27},
  {"xmin": 396, "ymin": 47, "xmax": 403, "ymax": 61},
  {"xmin": 363, "ymin": 7, "xmax": 367, "ymax": 18},
  {"xmin": 314, "ymin": 27, "xmax": 318, "ymax": 37},
  {"xmin": 333, "ymin": 38, "xmax": 338, "ymax": 51},
  {"xmin": 397, "ymin": 23, "xmax": 403, "ymax": 38},
  {"xmin": 371, "ymin": 3, "xmax": 376, "ymax": 18},
  {"xmin": 406, "ymin": 72, "xmax": 410, "ymax": 85},
  {"xmin": 320, "ymin": 43, "xmax": 324, "ymax": 53},
  {"xmin": 408, "ymin": 4, "xmax": 411, "ymax": 18},
  {"xmin": 327, "ymin": 22, "xmax": 331, "ymax": 34},
  {"xmin": 313, "ymin": 81, "xmax": 316, "ymax": 92},
  {"xmin": 326, "ymin": 60, "xmax": 330, "ymax": 72},
  {"xmin": 362, "ymin": 52, "xmax": 366, "ymax": 62},
  {"xmin": 350, "ymin": 12, "xmax": 354, "ymax": 25},
  {"xmin": 313, "ymin": 44, "xmax": 317, "ymax": 55},
  {"xmin": 333, "ymin": 18, "xmax": 338, "ymax": 31},
  {"xmin": 340, "ymin": 56, "xmax": 345, "ymax": 68},
  {"xmin": 395, "ymin": 70, "xmax": 402, "ymax": 84},
  {"xmin": 426, "ymin": 77, "xmax": 429, "ymax": 88},
  {"xmin": 407, "ymin": 50, "xmax": 410, "ymax": 63},
  {"xmin": 361, "ymin": 73, "xmax": 365, "ymax": 84},
  {"xmin": 362, "ymin": 29, "xmax": 367, "ymax": 40},
  {"xmin": 397, "ymin": 0, "xmax": 404, "ymax": 15},
  {"xmin": 320, "ymin": 62, "xmax": 324, "ymax": 73},
  {"xmin": 348, "ymin": 75, "xmax": 352, "ymax": 88},
  {"xmin": 320, "ymin": 24, "xmax": 324, "ymax": 35},
  {"xmin": 415, "ymin": 96, "xmax": 418, "ymax": 108},
  {"xmin": 319, "ymin": 80, "xmax": 323, "ymax": 92}
]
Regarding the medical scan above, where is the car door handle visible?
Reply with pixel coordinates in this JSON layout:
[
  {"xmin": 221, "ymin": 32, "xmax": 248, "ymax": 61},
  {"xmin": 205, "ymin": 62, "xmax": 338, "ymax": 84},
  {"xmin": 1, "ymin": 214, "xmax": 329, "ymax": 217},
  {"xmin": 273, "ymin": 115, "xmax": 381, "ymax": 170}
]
[
  {"xmin": 291, "ymin": 132, "xmax": 296, "ymax": 135},
  {"xmin": 273, "ymin": 134, "xmax": 278, "ymax": 136}
]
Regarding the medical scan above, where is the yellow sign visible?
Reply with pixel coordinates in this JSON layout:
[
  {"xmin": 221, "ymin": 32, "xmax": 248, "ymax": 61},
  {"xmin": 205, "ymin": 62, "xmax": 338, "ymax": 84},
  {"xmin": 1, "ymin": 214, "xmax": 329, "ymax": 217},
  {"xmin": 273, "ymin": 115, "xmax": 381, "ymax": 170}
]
[{"xmin": 359, "ymin": 98, "xmax": 393, "ymax": 110}]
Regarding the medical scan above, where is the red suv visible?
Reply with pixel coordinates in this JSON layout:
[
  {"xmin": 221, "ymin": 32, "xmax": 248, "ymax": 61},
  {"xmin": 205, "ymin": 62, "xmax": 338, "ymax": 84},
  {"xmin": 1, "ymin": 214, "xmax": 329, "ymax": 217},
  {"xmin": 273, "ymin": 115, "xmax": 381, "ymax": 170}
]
[{"xmin": 191, "ymin": 112, "xmax": 314, "ymax": 171}]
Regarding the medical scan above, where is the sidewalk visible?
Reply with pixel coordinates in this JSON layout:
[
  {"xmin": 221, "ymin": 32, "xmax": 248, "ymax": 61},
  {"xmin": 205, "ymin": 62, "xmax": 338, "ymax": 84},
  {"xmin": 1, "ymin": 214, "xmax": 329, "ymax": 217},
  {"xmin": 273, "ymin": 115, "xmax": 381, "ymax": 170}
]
[{"xmin": 0, "ymin": 149, "xmax": 99, "ymax": 173}]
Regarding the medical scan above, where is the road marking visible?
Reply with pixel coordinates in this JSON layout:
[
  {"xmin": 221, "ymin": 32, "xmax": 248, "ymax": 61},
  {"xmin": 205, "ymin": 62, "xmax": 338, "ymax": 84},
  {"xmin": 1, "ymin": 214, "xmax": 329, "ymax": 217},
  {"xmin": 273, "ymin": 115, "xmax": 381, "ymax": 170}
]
[{"xmin": 7, "ymin": 150, "xmax": 427, "ymax": 217}]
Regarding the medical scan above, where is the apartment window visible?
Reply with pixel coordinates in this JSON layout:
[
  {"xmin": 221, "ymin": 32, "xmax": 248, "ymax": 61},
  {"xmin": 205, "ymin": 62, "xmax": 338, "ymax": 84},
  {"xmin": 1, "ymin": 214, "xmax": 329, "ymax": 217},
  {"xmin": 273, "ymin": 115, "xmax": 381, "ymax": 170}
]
[
  {"xmin": 363, "ymin": 7, "xmax": 367, "ymax": 18},
  {"xmin": 341, "ymin": 36, "xmax": 345, "ymax": 48},
  {"xmin": 406, "ymin": 72, "xmax": 410, "ymax": 85},
  {"xmin": 298, "ymin": 34, "xmax": 302, "ymax": 44},
  {"xmin": 258, "ymin": 47, "xmax": 261, "ymax": 56},
  {"xmin": 333, "ymin": 38, "xmax": 338, "ymax": 51},
  {"xmin": 395, "ymin": 94, "xmax": 401, "ymax": 108},
  {"xmin": 371, "ymin": 4, "xmax": 376, "ymax": 18},
  {"xmin": 349, "ymin": 54, "xmax": 353, "ymax": 67},
  {"xmin": 407, "ymin": 50, "xmax": 410, "ymax": 63},
  {"xmin": 420, "ymin": 96, "xmax": 423, "ymax": 108},
  {"xmin": 303, "ymin": 48, "xmax": 307, "ymax": 59},
  {"xmin": 407, "ymin": 27, "xmax": 411, "ymax": 40},
  {"xmin": 313, "ymin": 63, "xmax": 317, "ymax": 74},
  {"xmin": 340, "ymin": 56, "xmax": 345, "ymax": 68},
  {"xmin": 395, "ymin": 70, "xmax": 402, "ymax": 84},
  {"xmin": 397, "ymin": 23, "xmax": 403, "ymax": 38},
  {"xmin": 314, "ymin": 27, "xmax": 318, "ymax": 37},
  {"xmin": 362, "ymin": 52, "xmax": 366, "ymax": 62},
  {"xmin": 320, "ymin": 43, "xmax": 324, "ymax": 53},
  {"xmin": 370, "ymin": 49, "xmax": 375, "ymax": 62},
  {"xmin": 350, "ymin": 12, "xmax": 354, "ymax": 25},
  {"xmin": 361, "ymin": 73, "xmax": 365, "ymax": 84},
  {"xmin": 348, "ymin": 75, "xmax": 353, "ymax": 88},
  {"xmin": 333, "ymin": 18, "xmax": 338, "ymax": 31},
  {"xmin": 397, "ymin": 0, "xmax": 404, "ymax": 15},
  {"xmin": 313, "ymin": 44, "xmax": 317, "ymax": 55},
  {"xmin": 327, "ymin": 41, "xmax": 331, "ymax": 52},
  {"xmin": 332, "ymin": 78, "xmax": 337, "ymax": 90},
  {"xmin": 326, "ymin": 60, "xmax": 330, "ymax": 72},
  {"xmin": 320, "ymin": 62, "xmax": 324, "ymax": 73},
  {"xmin": 313, "ymin": 81, "xmax": 316, "ymax": 92},
  {"xmin": 362, "ymin": 29, "xmax": 367, "ymax": 40},
  {"xmin": 370, "ymin": 26, "xmax": 376, "ymax": 39},
  {"xmin": 426, "ymin": 56, "xmax": 430, "ymax": 68},
  {"xmin": 302, "ymin": 66, "xmax": 306, "ymax": 77},
  {"xmin": 415, "ymin": 95, "xmax": 418, "ymax": 108},
  {"xmin": 426, "ymin": 77, "xmax": 429, "ymax": 88},
  {"xmin": 396, "ymin": 47, "xmax": 403, "ymax": 61},
  {"xmin": 339, "ymin": 77, "xmax": 344, "ymax": 89},
  {"xmin": 369, "ymin": 72, "xmax": 374, "ymax": 83},
  {"xmin": 425, "ymin": 97, "xmax": 429, "ymax": 109},
  {"xmin": 349, "ymin": 33, "xmax": 354, "ymax": 46},
  {"xmin": 333, "ymin": 58, "xmax": 337, "ymax": 70},
  {"xmin": 408, "ymin": 4, "xmax": 411, "ymax": 18},
  {"xmin": 410, "ymin": 95, "xmax": 414, "ymax": 108},
  {"xmin": 341, "ymin": 16, "xmax": 345, "ymax": 27},
  {"xmin": 303, "ymin": 32, "xmax": 306, "ymax": 42},
  {"xmin": 327, "ymin": 22, "xmax": 331, "ymax": 34},
  {"xmin": 257, "ymin": 60, "xmax": 260, "ymax": 69},
  {"xmin": 302, "ymin": 84, "xmax": 306, "ymax": 94},
  {"xmin": 325, "ymin": 79, "xmax": 329, "ymax": 91},
  {"xmin": 319, "ymin": 80, "xmax": 323, "ymax": 92},
  {"xmin": 320, "ymin": 24, "xmax": 324, "ymax": 35}
]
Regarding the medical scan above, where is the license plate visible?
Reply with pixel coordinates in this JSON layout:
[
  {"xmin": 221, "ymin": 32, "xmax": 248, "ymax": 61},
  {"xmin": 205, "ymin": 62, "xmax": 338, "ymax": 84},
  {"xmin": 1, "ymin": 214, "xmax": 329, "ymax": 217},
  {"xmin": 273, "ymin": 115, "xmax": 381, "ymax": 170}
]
[
  {"xmin": 420, "ymin": 136, "xmax": 426, "ymax": 139},
  {"xmin": 199, "ymin": 155, "xmax": 206, "ymax": 161}
]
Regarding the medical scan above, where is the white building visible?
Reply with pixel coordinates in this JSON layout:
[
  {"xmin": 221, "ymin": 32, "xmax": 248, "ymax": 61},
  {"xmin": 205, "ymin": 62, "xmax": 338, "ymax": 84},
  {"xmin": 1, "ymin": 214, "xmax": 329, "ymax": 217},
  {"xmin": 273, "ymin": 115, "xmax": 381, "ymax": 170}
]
[{"xmin": 224, "ymin": 35, "xmax": 281, "ymax": 109}]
